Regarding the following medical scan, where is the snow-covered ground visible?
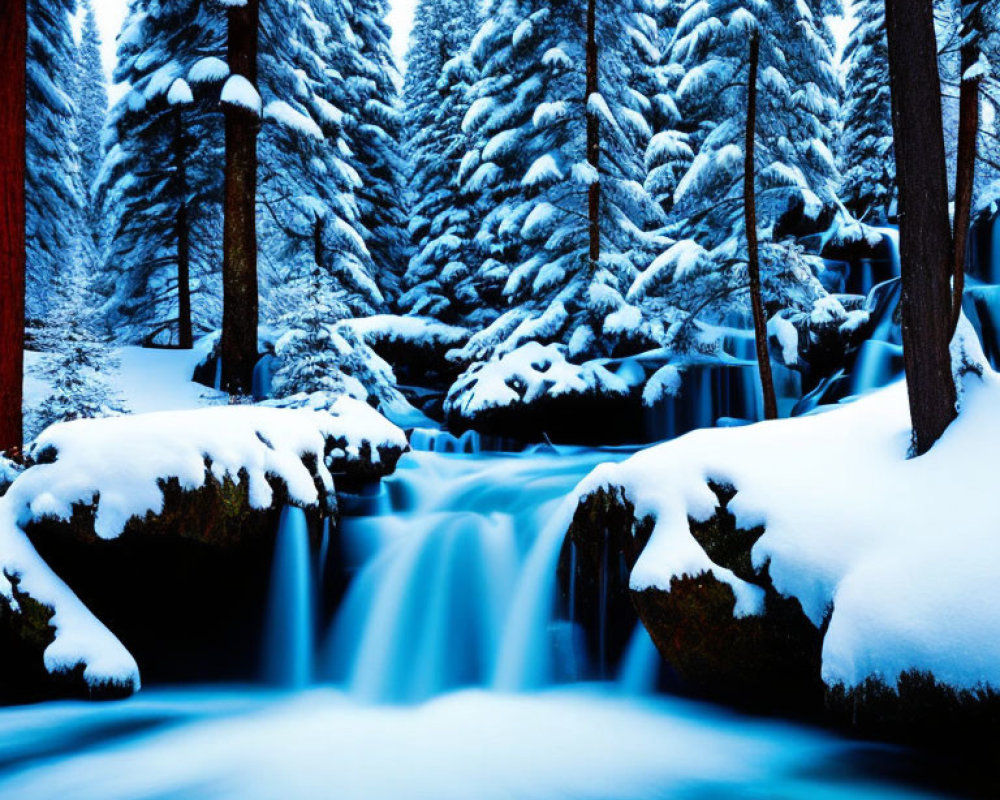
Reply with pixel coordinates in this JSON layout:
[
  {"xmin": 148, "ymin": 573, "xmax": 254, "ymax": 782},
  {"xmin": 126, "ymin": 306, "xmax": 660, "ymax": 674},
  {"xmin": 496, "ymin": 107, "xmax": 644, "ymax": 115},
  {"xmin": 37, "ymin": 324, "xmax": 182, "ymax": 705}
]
[
  {"xmin": 572, "ymin": 322, "xmax": 1000, "ymax": 691},
  {"xmin": 25, "ymin": 343, "xmax": 225, "ymax": 418}
]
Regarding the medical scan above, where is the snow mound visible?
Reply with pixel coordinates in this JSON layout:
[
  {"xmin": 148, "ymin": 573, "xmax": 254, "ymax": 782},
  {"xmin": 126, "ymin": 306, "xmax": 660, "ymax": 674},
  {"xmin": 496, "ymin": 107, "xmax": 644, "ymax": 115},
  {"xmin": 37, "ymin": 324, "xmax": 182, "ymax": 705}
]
[
  {"xmin": 446, "ymin": 342, "xmax": 629, "ymax": 417},
  {"xmin": 573, "ymin": 342, "xmax": 1000, "ymax": 691},
  {"xmin": 0, "ymin": 401, "xmax": 406, "ymax": 692},
  {"xmin": 347, "ymin": 315, "xmax": 469, "ymax": 350}
]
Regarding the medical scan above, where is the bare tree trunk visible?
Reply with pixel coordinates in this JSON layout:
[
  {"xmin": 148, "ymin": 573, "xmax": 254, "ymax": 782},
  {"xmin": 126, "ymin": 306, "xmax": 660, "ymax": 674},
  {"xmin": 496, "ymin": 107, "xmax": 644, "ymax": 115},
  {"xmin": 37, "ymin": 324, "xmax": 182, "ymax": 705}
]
[
  {"xmin": 174, "ymin": 110, "xmax": 193, "ymax": 350},
  {"xmin": 744, "ymin": 30, "xmax": 778, "ymax": 421},
  {"xmin": 0, "ymin": 0, "xmax": 26, "ymax": 456},
  {"xmin": 885, "ymin": 0, "xmax": 957, "ymax": 455},
  {"xmin": 220, "ymin": 0, "xmax": 259, "ymax": 394},
  {"xmin": 585, "ymin": 0, "xmax": 600, "ymax": 271},
  {"xmin": 950, "ymin": 0, "xmax": 981, "ymax": 334}
]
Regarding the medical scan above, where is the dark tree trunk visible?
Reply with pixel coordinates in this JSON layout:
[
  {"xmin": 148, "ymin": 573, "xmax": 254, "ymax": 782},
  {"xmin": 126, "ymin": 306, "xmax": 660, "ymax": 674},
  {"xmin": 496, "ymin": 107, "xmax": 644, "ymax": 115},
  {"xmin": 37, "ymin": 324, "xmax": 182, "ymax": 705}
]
[
  {"xmin": 950, "ymin": 0, "xmax": 980, "ymax": 334},
  {"xmin": 174, "ymin": 110, "xmax": 193, "ymax": 350},
  {"xmin": 885, "ymin": 0, "xmax": 957, "ymax": 455},
  {"xmin": 585, "ymin": 0, "xmax": 600, "ymax": 270},
  {"xmin": 744, "ymin": 30, "xmax": 778, "ymax": 421},
  {"xmin": 220, "ymin": 0, "xmax": 259, "ymax": 394},
  {"xmin": 0, "ymin": 0, "xmax": 26, "ymax": 457}
]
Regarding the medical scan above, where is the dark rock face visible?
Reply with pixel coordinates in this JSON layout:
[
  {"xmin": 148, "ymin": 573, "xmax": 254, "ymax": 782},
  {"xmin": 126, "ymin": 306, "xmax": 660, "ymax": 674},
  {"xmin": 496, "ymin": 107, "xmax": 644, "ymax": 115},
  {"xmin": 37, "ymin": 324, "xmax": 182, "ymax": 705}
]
[
  {"xmin": 565, "ymin": 482, "xmax": 824, "ymax": 715},
  {"xmin": 24, "ymin": 472, "xmax": 317, "ymax": 687},
  {"xmin": 1, "ymin": 435, "xmax": 404, "ymax": 703},
  {"xmin": 557, "ymin": 487, "xmax": 654, "ymax": 678},
  {"xmin": 448, "ymin": 391, "xmax": 645, "ymax": 447}
]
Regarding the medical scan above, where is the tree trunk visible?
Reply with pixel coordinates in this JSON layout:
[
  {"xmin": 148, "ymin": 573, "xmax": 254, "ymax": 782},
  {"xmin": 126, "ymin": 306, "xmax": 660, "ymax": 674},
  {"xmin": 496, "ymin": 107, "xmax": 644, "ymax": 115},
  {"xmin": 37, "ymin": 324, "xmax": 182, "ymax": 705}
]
[
  {"xmin": 174, "ymin": 110, "xmax": 193, "ymax": 350},
  {"xmin": 885, "ymin": 0, "xmax": 957, "ymax": 455},
  {"xmin": 744, "ymin": 29, "xmax": 778, "ymax": 421},
  {"xmin": 585, "ymin": 0, "xmax": 600, "ymax": 271},
  {"xmin": 0, "ymin": 0, "xmax": 26, "ymax": 456},
  {"xmin": 950, "ymin": 0, "xmax": 980, "ymax": 334},
  {"xmin": 220, "ymin": 0, "xmax": 259, "ymax": 394}
]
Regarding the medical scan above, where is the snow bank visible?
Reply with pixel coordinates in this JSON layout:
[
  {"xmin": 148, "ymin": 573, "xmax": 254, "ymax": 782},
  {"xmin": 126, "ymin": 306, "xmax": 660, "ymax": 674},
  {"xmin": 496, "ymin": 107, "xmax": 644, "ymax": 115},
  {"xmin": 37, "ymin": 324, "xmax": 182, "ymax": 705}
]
[
  {"xmin": 446, "ymin": 342, "xmax": 628, "ymax": 417},
  {"xmin": 346, "ymin": 315, "xmax": 469, "ymax": 350},
  {"xmin": 0, "ymin": 400, "xmax": 406, "ymax": 692},
  {"xmin": 573, "ymin": 330, "xmax": 1000, "ymax": 691}
]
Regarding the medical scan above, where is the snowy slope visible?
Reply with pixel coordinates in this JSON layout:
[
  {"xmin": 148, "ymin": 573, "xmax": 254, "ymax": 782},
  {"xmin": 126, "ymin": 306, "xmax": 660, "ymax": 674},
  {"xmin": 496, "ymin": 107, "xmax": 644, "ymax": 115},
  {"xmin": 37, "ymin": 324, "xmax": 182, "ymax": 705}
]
[{"xmin": 573, "ymin": 323, "xmax": 999, "ymax": 691}]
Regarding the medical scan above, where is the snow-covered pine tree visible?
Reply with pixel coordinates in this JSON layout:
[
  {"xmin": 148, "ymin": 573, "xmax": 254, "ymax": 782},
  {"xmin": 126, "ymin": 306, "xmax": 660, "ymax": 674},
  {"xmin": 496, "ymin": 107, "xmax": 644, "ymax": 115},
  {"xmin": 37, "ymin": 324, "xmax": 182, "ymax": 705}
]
[
  {"xmin": 399, "ymin": 0, "xmax": 484, "ymax": 324},
  {"xmin": 26, "ymin": 0, "xmax": 86, "ymax": 321},
  {"xmin": 340, "ymin": 0, "xmax": 409, "ymax": 303},
  {"xmin": 840, "ymin": 0, "xmax": 896, "ymax": 223},
  {"xmin": 629, "ymin": 0, "xmax": 841, "ymax": 345},
  {"xmin": 74, "ymin": 0, "xmax": 107, "ymax": 207},
  {"xmin": 28, "ymin": 264, "xmax": 127, "ymax": 441},
  {"xmin": 453, "ymin": 0, "xmax": 665, "ymax": 371},
  {"xmin": 97, "ymin": 0, "xmax": 226, "ymax": 347},
  {"xmin": 257, "ymin": 0, "xmax": 383, "ymax": 325}
]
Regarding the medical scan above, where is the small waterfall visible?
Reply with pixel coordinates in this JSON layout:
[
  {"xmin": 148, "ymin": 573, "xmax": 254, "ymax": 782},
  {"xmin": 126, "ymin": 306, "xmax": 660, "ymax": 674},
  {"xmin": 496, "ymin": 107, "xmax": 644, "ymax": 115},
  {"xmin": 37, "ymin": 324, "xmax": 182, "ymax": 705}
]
[
  {"xmin": 320, "ymin": 449, "xmax": 627, "ymax": 703},
  {"xmin": 618, "ymin": 624, "xmax": 661, "ymax": 696},
  {"xmin": 262, "ymin": 506, "xmax": 315, "ymax": 689},
  {"xmin": 251, "ymin": 354, "xmax": 276, "ymax": 401},
  {"xmin": 409, "ymin": 428, "xmax": 481, "ymax": 454}
]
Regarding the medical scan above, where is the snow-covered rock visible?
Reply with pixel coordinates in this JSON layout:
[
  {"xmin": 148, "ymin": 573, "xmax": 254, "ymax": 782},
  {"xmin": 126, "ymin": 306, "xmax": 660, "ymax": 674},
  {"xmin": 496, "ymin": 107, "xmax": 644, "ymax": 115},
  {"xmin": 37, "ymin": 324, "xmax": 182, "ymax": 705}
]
[
  {"xmin": 566, "ymin": 330, "xmax": 1000, "ymax": 715},
  {"xmin": 0, "ymin": 401, "xmax": 407, "ymax": 700},
  {"xmin": 444, "ymin": 343, "xmax": 635, "ymax": 444}
]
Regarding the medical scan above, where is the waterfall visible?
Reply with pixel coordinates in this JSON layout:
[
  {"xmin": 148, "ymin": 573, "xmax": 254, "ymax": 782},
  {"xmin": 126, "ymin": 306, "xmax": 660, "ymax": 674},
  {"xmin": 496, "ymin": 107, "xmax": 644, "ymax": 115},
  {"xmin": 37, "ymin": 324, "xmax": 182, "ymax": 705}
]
[
  {"xmin": 409, "ymin": 428, "xmax": 481, "ymax": 454},
  {"xmin": 251, "ymin": 354, "xmax": 276, "ymax": 401},
  {"xmin": 262, "ymin": 506, "xmax": 315, "ymax": 689},
  {"xmin": 618, "ymin": 624, "xmax": 661, "ymax": 695},
  {"xmin": 319, "ymin": 449, "xmax": 631, "ymax": 703}
]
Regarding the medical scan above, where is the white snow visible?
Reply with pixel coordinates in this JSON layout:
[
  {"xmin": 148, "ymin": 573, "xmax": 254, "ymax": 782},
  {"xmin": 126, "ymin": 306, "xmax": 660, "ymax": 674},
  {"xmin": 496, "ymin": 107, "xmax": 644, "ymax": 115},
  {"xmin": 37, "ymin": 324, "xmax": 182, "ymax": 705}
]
[
  {"xmin": 220, "ymin": 75, "xmax": 262, "ymax": 116},
  {"xmin": 446, "ymin": 342, "xmax": 628, "ymax": 417},
  {"xmin": 571, "ymin": 328, "xmax": 1000, "ymax": 691},
  {"xmin": 346, "ymin": 315, "xmax": 469, "ymax": 350},
  {"xmin": 188, "ymin": 57, "xmax": 230, "ymax": 84},
  {"xmin": 166, "ymin": 78, "xmax": 193, "ymax": 106},
  {"xmin": 768, "ymin": 316, "xmax": 799, "ymax": 366},
  {"xmin": 0, "ymin": 399, "xmax": 406, "ymax": 691},
  {"xmin": 265, "ymin": 101, "xmax": 324, "ymax": 140}
]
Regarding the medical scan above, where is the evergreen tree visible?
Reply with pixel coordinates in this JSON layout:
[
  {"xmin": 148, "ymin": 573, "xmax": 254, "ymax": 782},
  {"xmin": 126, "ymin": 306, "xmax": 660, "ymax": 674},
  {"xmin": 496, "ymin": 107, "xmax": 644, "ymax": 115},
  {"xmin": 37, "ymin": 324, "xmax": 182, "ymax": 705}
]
[
  {"xmin": 341, "ymin": 0, "xmax": 409, "ymax": 303},
  {"xmin": 630, "ymin": 0, "xmax": 841, "ymax": 343},
  {"xmin": 74, "ymin": 0, "xmax": 107, "ymax": 205},
  {"xmin": 453, "ymin": 0, "xmax": 664, "ymax": 369},
  {"xmin": 97, "ymin": 0, "xmax": 226, "ymax": 346},
  {"xmin": 28, "ymin": 264, "xmax": 127, "ymax": 440},
  {"xmin": 399, "ymin": 0, "xmax": 483, "ymax": 323},
  {"xmin": 840, "ymin": 0, "xmax": 896, "ymax": 223},
  {"xmin": 26, "ymin": 0, "xmax": 85, "ymax": 321}
]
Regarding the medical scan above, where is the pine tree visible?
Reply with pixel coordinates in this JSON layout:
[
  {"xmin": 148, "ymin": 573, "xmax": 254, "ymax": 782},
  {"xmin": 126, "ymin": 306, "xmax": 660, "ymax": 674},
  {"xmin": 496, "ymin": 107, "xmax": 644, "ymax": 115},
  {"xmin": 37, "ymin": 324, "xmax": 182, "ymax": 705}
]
[
  {"xmin": 399, "ymin": 0, "xmax": 483, "ymax": 323},
  {"xmin": 25, "ymin": 0, "xmax": 85, "ymax": 321},
  {"xmin": 840, "ymin": 0, "xmax": 896, "ymax": 224},
  {"xmin": 341, "ymin": 0, "xmax": 409, "ymax": 303},
  {"xmin": 74, "ymin": 0, "xmax": 107, "ymax": 206},
  {"xmin": 28, "ymin": 265, "xmax": 127, "ymax": 440},
  {"xmin": 97, "ymin": 0, "xmax": 226, "ymax": 347},
  {"xmin": 453, "ymin": 0, "xmax": 664, "ymax": 370},
  {"xmin": 630, "ymin": 0, "xmax": 841, "ymax": 345}
]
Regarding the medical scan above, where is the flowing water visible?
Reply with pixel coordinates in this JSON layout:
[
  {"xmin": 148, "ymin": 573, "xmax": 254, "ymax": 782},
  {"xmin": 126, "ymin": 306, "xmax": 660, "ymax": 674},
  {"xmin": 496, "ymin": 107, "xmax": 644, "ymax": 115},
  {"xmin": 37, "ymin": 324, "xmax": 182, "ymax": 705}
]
[{"xmin": 0, "ymin": 439, "xmax": 971, "ymax": 798}]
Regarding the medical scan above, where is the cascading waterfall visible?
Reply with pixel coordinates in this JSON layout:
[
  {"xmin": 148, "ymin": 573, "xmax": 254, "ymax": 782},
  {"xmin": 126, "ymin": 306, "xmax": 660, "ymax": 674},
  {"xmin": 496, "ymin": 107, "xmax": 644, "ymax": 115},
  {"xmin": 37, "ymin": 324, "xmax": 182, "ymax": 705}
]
[
  {"xmin": 314, "ymin": 444, "xmax": 634, "ymax": 703},
  {"xmin": 262, "ymin": 506, "xmax": 315, "ymax": 689}
]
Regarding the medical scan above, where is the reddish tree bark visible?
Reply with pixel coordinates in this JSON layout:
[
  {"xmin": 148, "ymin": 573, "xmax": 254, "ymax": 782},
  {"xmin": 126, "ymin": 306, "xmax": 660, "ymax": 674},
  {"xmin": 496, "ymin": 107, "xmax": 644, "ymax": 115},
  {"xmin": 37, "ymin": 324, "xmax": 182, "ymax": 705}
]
[
  {"xmin": 950, "ymin": 0, "xmax": 981, "ymax": 334},
  {"xmin": 585, "ymin": 0, "xmax": 600, "ymax": 271},
  {"xmin": 885, "ymin": 0, "xmax": 957, "ymax": 455},
  {"xmin": 0, "ymin": 0, "xmax": 26, "ymax": 456},
  {"xmin": 220, "ymin": 0, "xmax": 260, "ymax": 394},
  {"xmin": 744, "ymin": 29, "xmax": 778, "ymax": 421}
]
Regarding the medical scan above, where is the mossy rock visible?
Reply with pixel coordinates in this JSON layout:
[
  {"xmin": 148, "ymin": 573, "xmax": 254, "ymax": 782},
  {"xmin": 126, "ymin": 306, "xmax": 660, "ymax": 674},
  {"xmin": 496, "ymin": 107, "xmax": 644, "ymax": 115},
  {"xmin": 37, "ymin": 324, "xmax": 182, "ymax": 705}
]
[
  {"xmin": 22, "ymin": 468, "xmax": 332, "ymax": 689},
  {"xmin": 0, "ymin": 574, "xmax": 132, "ymax": 703}
]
